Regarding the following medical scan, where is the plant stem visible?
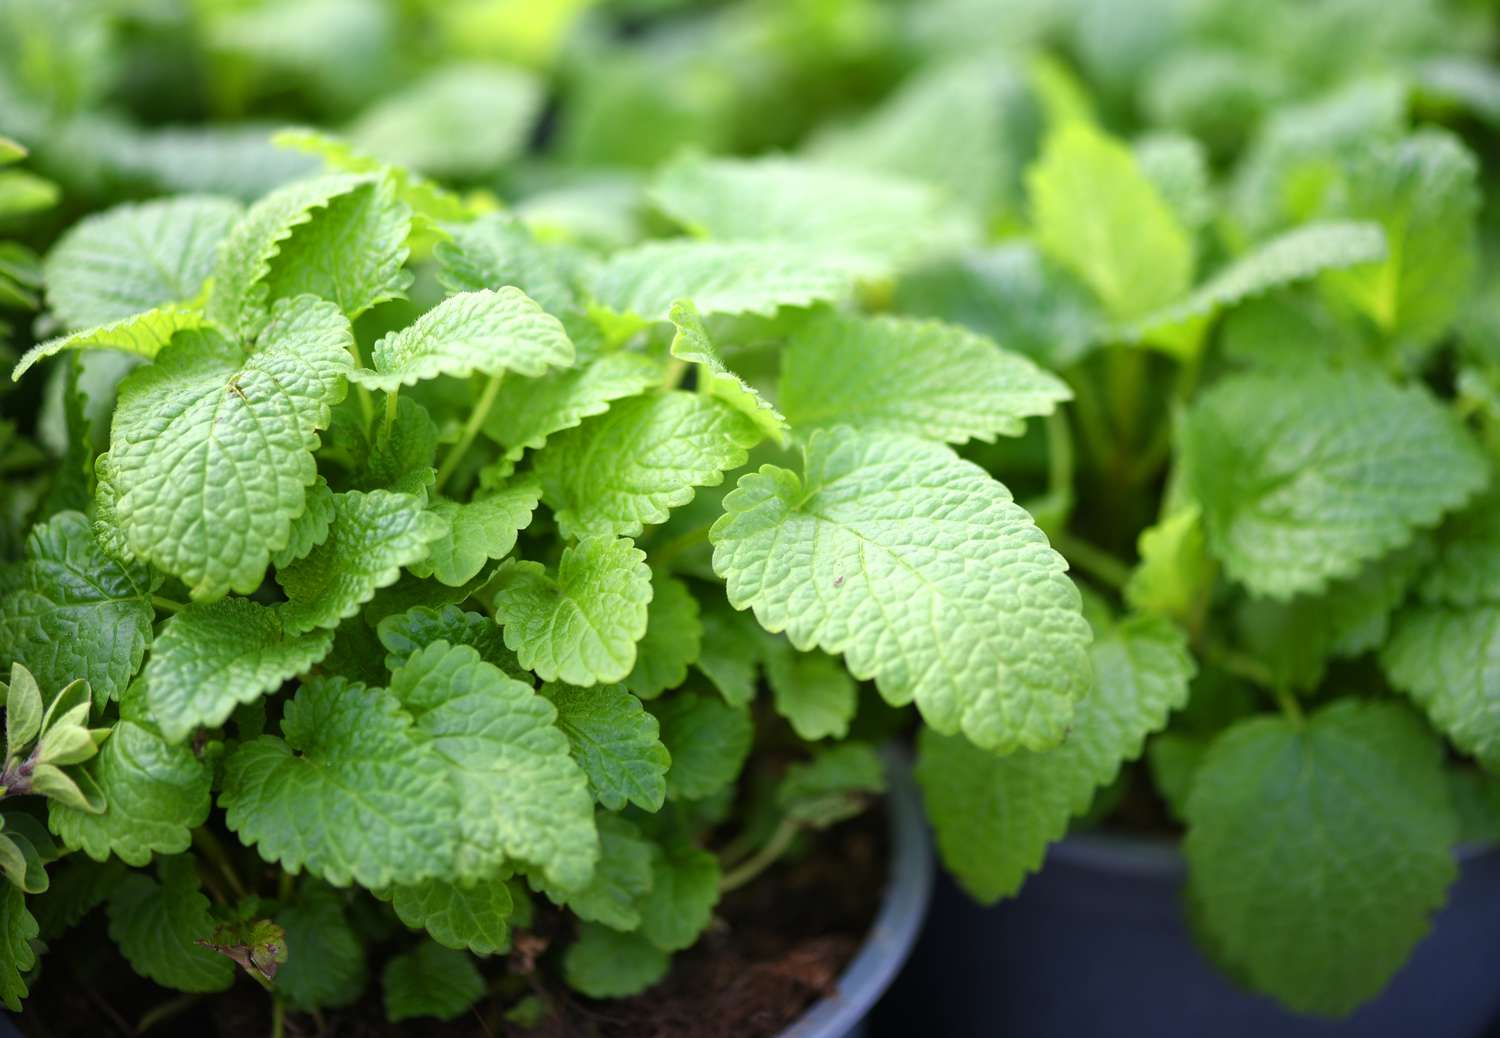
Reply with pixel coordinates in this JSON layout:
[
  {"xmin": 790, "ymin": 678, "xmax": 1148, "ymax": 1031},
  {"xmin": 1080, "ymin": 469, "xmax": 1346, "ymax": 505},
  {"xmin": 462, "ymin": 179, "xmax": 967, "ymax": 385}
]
[
  {"xmin": 1050, "ymin": 531, "xmax": 1132, "ymax": 589},
  {"xmin": 270, "ymin": 998, "xmax": 285, "ymax": 1038},
  {"xmin": 1045, "ymin": 411, "xmax": 1075, "ymax": 523},
  {"xmin": 192, "ymin": 828, "xmax": 247, "ymax": 900},
  {"xmin": 137, "ymin": 994, "xmax": 202, "ymax": 1034},
  {"xmin": 151, "ymin": 595, "xmax": 187, "ymax": 615},
  {"xmin": 1273, "ymin": 685, "xmax": 1306, "ymax": 726},
  {"xmin": 347, "ymin": 339, "xmax": 374, "ymax": 427},
  {"xmin": 383, "ymin": 386, "xmax": 400, "ymax": 443},
  {"xmin": 435, "ymin": 372, "xmax": 504, "ymax": 493},
  {"xmin": 718, "ymin": 818, "xmax": 800, "ymax": 894}
]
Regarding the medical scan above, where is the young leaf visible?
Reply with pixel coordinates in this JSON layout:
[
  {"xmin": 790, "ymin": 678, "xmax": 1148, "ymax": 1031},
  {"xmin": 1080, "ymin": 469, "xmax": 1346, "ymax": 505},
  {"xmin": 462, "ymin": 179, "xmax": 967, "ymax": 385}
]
[
  {"xmin": 220, "ymin": 676, "xmax": 459, "ymax": 889},
  {"xmin": 1382, "ymin": 605, "xmax": 1500, "ymax": 772},
  {"xmin": 0, "ymin": 885, "xmax": 36, "ymax": 1011},
  {"xmin": 534, "ymin": 813, "xmax": 651, "ymax": 929},
  {"xmin": 541, "ymin": 682, "xmax": 671, "ymax": 812},
  {"xmin": 376, "ymin": 605, "xmax": 522, "ymax": 678},
  {"xmin": 667, "ymin": 299, "xmax": 788, "ymax": 444},
  {"xmin": 413, "ymin": 482, "xmax": 541, "ymax": 588},
  {"xmin": 1182, "ymin": 368, "xmax": 1487, "ymax": 598},
  {"xmin": 711, "ymin": 428, "xmax": 1091, "ymax": 753},
  {"xmin": 0, "ymin": 510, "xmax": 155, "ymax": 706},
  {"xmin": 639, "ymin": 843, "xmax": 719, "ymax": 952},
  {"xmin": 348, "ymin": 288, "xmax": 574, "ymax": 392},
  {"xmin": 435, "ymin": 211, "xmax": 584, "ymax": 313},
  {"xmin": 106, "ymin": 855, "xmax": 235, "ymax": 993},
  {"xmin": 623, "ymin": 574, "xmax": 702, "ymax": 700},
  {"xmin": 108, "ymin": 299, "xmax": 353, "ymax": 600},
  {"xmin": 918, "ymin": 612, "xmax": 1193, "ymax": 901},
  {"xmin": 145, "ymin": 599, "xmax": 335, "ymax": 743},
  {"xmin": 11, "ymin": 304, "xmax": 208, "ymax": 381},
  {"xmin": 390, "ymin": 878, "xmax": 513, "ymax": 957},
  {"xmin": 693, "ymin": 596, "xmax": 768, "ymax": 707},
  {"xmin": 563, "ymin": 923, "xmax": 668, "ymax": 999},
  {"xmin": 535, "ymin": 390, "xmax": 762, "ymax": 540},
  {"xmin": 480, "ymin": 349, "xmax": 662, "ymax": 462},
  {"xmin": 43, "ymin": 195, "xmax": 241, "ymax": 331},
  {"xmin": 489, "ymin": 536, "xmax": 652, "ymax": 686},
  {"xmin": 388, "ymin": 642, "xmax": 597, "ymax": 889},
  {"xmin": 275, "ymin": 884, "xmax": 366, "ymax": 1011},
  {"xmin": 765, "ymin": 645, "xmax": 857, "ymax": 742},
  {"xmin": 383, "ymin": 941, "xmax": 483, "ymax": 1023},
  {"xmin": 651, "ymin": 692, "xmax": 752, "ymax": 801},
  {"xmin": 780, "ymin": 312, "xmax": 1069, "ymax": 444},
  {"xmin": 278, "ymin": 489, "xmax": 448, "ymax": 633},
  {"xmin": 270, "ymin": 476, "xmax": 335, "ymax": 570},
  {"xmin": 1184, "ymin": 701, "xmax": 1458, "ymax": 1016}
]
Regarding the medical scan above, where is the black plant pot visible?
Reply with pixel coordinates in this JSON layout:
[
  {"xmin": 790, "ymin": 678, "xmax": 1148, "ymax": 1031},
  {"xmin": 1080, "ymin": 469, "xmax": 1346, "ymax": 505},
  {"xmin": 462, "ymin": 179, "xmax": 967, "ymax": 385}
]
[{"xmin": 873, "ymin": 832, "xmax": 1500, "ymax": 1038}]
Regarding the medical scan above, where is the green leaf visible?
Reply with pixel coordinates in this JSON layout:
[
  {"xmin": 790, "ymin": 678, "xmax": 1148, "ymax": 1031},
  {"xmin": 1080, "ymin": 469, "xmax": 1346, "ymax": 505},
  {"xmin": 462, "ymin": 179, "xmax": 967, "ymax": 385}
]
[
  {"xmin": 490, "ymin": 536, "xmax": 652, "ymax": 686},
  {"xmin": 764, "ymin": 644, "xmax": 857, "ymax": 742},
  {"xmin": 778, "ymin": 742, "xmax": 886, "ymax": 828},
  {"xmin": 624, "ymin": 573, "xmax": 702, "ymax": 700},
  {"xmin": 639, "ymin": 842, "xmax": 719, "ymax": 952},
  {"xmin": 275, "ymin": 883, "xmax": 365, "ymax": 1011},
  {"xmin": 563, "ymin": 922, "xmax": 669, "ymax": 999},
  {"xmin": 348, "ymin": 288, "xmax": 574, "ymax": 392},
  {"xmin": 273, "ymin": 128, "xmax": 472, "ymax": 228},
  {"xmin": 918, "ymin": 611, "xmax": 1193, "ymax": 901},
  {"xmin": 649, "ymin": 154, "xmax": 962, "ymax": 275},
  {"xmin": 693, "ymin": 596, "xmax": 767, "ymax": 707},
  {"xmin": 0, "ymin": 884, "xmax": 36, "ymax": 1011},
  {"xmin": 375, "ymin": 604, "xmax": 523, "ymax": 679},
  {"xmin": 413, "ymin": 482, "xmax": 541, "ymax": 588},
  {"xmin": 0, "ymin": 511, "xmax": 154, "ymax": 707},
  {"xmin": 1382, "ymin": 605, "xmax": 1500, "ymax": 772},
  {"xmin": 1182, "ymin": 368, "xmax": 1487, "ymax": 598},
  {"xmin": 1124, "ymin": 505, "xmax": 1213, "ymax": 622},
  {"xmin": 1147, "ymin": 732, "xmax": 1209, "ymax": 823},
  {"xmin": 388, "ymin": 642, "xmax": 597, "ymax": 889},
  {"xmin": 109, "ymin": 299, "xmax": 353, "ymax": 600},
  {"xmin": 1416, "ymin": 492, "xmax": 1500, "ymax": 607},
  {"xmin": 541, "ymin": 682, "xmax": 670, "ymax": 812},
  {"xmin": 1184, "ymin": 701, "xmax": 1458, "ymax": 1016},
  {"xmin": 1321, "ymin": 130, "xmax": 1479, "ymax": 345},
  {"xmin": 49, "ymin": 679, "xmax": 212, "ymax": 866},
  {"xmin": 11, "ymin": 304, "xmax": 208, "ymax": 381},
  {"xmin": 667, "ymin": 299, "xmax": 788, "ymax": 444},
  {"xmin": 1028, "ymin": 121, "xmax": 1193, "ymax": 320},
  {"xmin": 652, "ymin": 692, "xmax": 752, "ymax": 801},
  {"xmin": 5, "ymin": 663, "xmax": 42, "ymax": 755},
  {"xmin": 435, "ymin": 211, "xmax": 584, "ymax": 314},
  {"xmin": 210, "ymin": 173, "xmax": 408, "ymax": 339},
  {"xmin": 270, "ymin": 476, "xmax": 335, "ymax": 570},
  {"xmin": 145, "ymin": 598, "xmax": 335, "ymax": 743},
  {"xmin": 589, "ymin": 240, "xmax": 862, "ymax": 324},
  {"xmin": 535, "ymin": 812, "xmax": 651, "ymax": 929},
  {"xmin": 221, "ymin": 676, "xmax": 459, "ymax": 888},
  {"xmin": 43, "ymin": 195, "xmax": 241, "ymax": 331},
  {"xmin": 536, "ymin": 390, "xmax": 761, "ymax": 540},
  {"xmin": 383, "ymin": 940, "xmax": 483, "ymax": 1023},
  {"xmin": 107, "ymin": 855, "xmax": 235, "ymax": 993},
  {"xmin": 780, "ymin": 311, "xmax": 1069, "ymax": 445},
  {"xmin": 480, "ymin": 349, "xmax": 662, "ymax": 463},
  {"xmin": 278, "ymin": 489, "xmax": 448, "ymax": 633},
  {"xmin": 711, "ymin": 428, "xmax": 1091, "ymax": 753},
  {"xmin": 391, "ymin": 877, "xmax": 513, "ymax": 957}
]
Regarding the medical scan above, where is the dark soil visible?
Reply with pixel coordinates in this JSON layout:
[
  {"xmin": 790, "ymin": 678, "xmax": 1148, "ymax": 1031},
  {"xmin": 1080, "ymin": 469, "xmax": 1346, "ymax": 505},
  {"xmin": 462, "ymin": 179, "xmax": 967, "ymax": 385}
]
[{"xmin": 17, "ymin": 812, "xmax": 887, "ymax": 1038}]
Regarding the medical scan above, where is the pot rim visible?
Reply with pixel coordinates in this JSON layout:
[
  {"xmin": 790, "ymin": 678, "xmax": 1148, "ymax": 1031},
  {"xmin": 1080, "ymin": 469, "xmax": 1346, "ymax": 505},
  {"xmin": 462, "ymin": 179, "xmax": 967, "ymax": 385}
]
[{"xmin": 775, "ymin": 747, "xmax": 934, "ymax": 1038}]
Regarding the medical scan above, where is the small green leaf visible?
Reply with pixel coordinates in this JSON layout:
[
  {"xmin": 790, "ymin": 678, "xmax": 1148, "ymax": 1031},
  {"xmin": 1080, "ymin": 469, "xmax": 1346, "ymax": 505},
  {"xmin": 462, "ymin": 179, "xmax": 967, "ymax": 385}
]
[
  {"xmin": 107, "ymin": 855, "xmax": 235, "ymax": 993},
  {"xmin": 5, "ymin": 663, "xmax": 42, "ymax": 758},
  {"xmin": 541, "ymin": 682, "xmax": 670, "ymax": 812},
  {"xmin": 0, "ymin": 884, "xmax": 38, "ymax": 1010},
  {"xmin": 391, "ymin": 877, "xmax": 513, "ymax": 957},
  {"xmin": 624, "ymin": 574, "xmax": 702, "ymax": 700},
  {"xmin": 534, "ymin": 813, "xmax": 651, "ymax": 930},
  {"xmin": 275, "ymin": 883, "xmax": 366, "ymax": 1011},
  {"xmin": 668, "ymin": 299, "xmax": 788, "ymax": 444},
  {"xmin": 414, "ymin": 482, "xmax": 541, "ymax": 588},
  {"xmin": 639, "ymin": 842, "xmax": 719, "ymax": 952},
  {"xmin": 563, "ymin": 923, "xmax": 668, "ymax": 999},
  {"xmin": 652, "ymin": 692, "xmax": 752, "ymax": 801},
  {"xmin": 764, "ymin": 645, "xmax": 857, "ymax": 742},
  {"xmin": 383, "ymin": 940, "xmax": 484, "ymax": 1023},
  {"xmin": 1382, "ymin": 604, "xmax": 1500, "ymax": 772}
]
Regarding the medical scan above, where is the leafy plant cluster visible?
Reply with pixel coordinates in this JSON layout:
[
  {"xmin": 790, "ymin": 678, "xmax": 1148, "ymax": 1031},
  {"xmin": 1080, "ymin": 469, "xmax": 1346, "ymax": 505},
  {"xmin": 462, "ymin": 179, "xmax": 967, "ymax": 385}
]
[{"xmin": 2, "ymin": 0, "xmax": 1500, "ymax": 1030}]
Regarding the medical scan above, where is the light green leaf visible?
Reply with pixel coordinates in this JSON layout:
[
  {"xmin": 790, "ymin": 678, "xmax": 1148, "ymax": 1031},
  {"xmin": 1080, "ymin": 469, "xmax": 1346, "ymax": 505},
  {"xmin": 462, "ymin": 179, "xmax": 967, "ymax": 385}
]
[
  {"xmin": 391, "ymin": 877, "xmax": 513, "ymax": 957},
  {"xmin": 623, "ymin": 574, "xmax": 702, "ymax": 700},
  {"xmin": 639, "ymin": 843, "xmax": 719, "ymax": 952},
  {"xmin": 764, "ymin": 645, "xmax": 857, "ymax": 742},
  {"xmin": 349, "ymin": 288, "xmax": 574, "ymax": 392},
  {"xmin": 652, "ymin": 692, "xmax": 752, "ymax": 801},
  {"xmin": 109, "ymin": 298, "xmax": 353, "ymax": 600},
  {"xmin": 0, "ymin": 884, "xmax": 37, "ymax": 1011},
  {"xmin": 535, "ymin": 813, "xmax": 651, "ymax": 929},
  {"xmin": 918, "ymin": 611, "xmax": 1193, "ymax": 901},
  {"xmin": 383, "ymin": 940, "xmax": 483, "ymax": 1023},
  {"xmin": 0, "ymin": 510, "xmax": 154, "ymax": 707},
  {"xmin": 489, "ymin": 536, "xmax": 652, "ymax": 686},
  {"xmin": 375, "ymin": 605, "xmax": 523, "ymax": 679},
  {"xmin": 1125, "ymin": 505, "xmax": 1213, "ymax": 622},
  {"xmin": 389, "ymin": 642, "xmax": 597, "ymax": 888},
  {"xmin": 278, "ymin": 489, "xmax": 448, "ymax": 633},
  {"xmin": 667, "ymin": 299, "xmax": 788, "ymax": 444},
  {"xmin": 589, "ymin": 240, "xmax": 862, "ymax": 324},
  {"xmin": 481, "ymin": 349, "xmax": 662, "ymax": 462},
  {"xmin": 270, "ymin": 477, "xmax": 335, "ymax": 570},
  {"xmin": 275, "ymin": 883, "xmax": 366, "ymax": 1011},
  {"xmin": 536, "ymin": 390, "xmax": 761, "ymax": 540},
  {"xmin": 435, "ymin": 211, "xmax": 584, "ymax": 314},
  {"xmin": 220, "ymin": 676, "xmax": 459, "ymax": 888},
  {"xmin": 1028, "ymin": 121, "xmax": 1193, "ymax": 320},
  {"xmin": 145, "ymin": 598, "xmax": 335, "ymax": 743},
  {"xmin": 778, "ymin": 742, "xmax": 886, "ymax": 827},
  {"xmin": 273, "ymin": 128, "xmax": 472, "ymax": 227},
  {"xmin": 11, "ymin": 304, "xmax": 208, "ymax": 381},
  {"xmin": 711, "ymin": 428, "xmax": 1090, "ymax": 753},
  {"xmin": 5, "ymin": 663, "xmax": 42, "ymax": 756},
  {"xmin": 413, "ymin": 482, "xmax": 540, "ymax": 588},
  {"xmin": 43, "ymin": 195, "xmax": 241, "ymax": 331},
  {"xmin": 1382, "ymin": 605, "xmax": 1500, "ymax": 772},
  {"xmin": 1182, "ymin": 368, "xmax": 1487, "ymax": 598},
  {"xmin": 107, "ymin": 855, "xmax": 234, "ymax": 993},
  {"xmin": 1184, "ymin": 701, "xmax": 1458, "ymax": 1016},
  {"xmin": 780, "ymin": 311, "xmax": 1069, "ymax": 444},
  {"xmin": 563, "ymin": 923, "xmax": 668, "ymax": 999},
  {"xmin": 541, "ymin": 682, "xmax": 670, "ymax": 812}
]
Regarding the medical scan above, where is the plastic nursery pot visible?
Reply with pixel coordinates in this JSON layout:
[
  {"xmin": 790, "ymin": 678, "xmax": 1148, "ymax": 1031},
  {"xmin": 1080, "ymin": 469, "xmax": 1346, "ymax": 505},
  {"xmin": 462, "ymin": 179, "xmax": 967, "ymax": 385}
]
[
  {"xmin": 775, "ymin": 751, "xmax": 935, "ymax": 1038},
  {"xmin": 873, "ymin": 831, "xmax": 1500, "ymax": 1038}
]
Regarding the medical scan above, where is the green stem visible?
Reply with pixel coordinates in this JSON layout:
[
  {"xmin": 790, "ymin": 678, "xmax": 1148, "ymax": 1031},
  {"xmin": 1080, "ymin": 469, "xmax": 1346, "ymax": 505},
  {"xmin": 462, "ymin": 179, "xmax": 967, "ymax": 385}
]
[
  {"xmin": 1273, "ymin": 685, "xmax": 1306, "ymax": 726},
  {"xmin": 270, "ymin": 997, "xmax": 285, "ymax": 1038},
  {"xmin": 347, "ymin": 339, "xmax": 374, "ymax": 427},
  {"xmin": 1050, "ymin": 531, "xmax": 1132, "ymax": 590},
  {"xmin": 719, "ymin": 818, "xmax": 800, "ymax": 894},
  {"xmin": 662, "ymin": 357, "xmax": 688, "ymax": 390},
  {"xmin": 1068, "ymin": 372, "xmax": 1115, "ymax": 470},
  {"xmin": 435, "ymin": 373, "xmax": 504, "ymax": 494},
  {"xmin": 137, "ymin": 994, "xmax": 202, "ymax": 1034},
  {"xmin": 192, "ymin": 828, "xmax": 247, "ymax": 900},
  {"xmin": 383, "ymin": 386, "xmax": 400, "ymax": 443},
  {"xmin": 151, "ymin": 595, "xmax": 187, "ymax": 615}
]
